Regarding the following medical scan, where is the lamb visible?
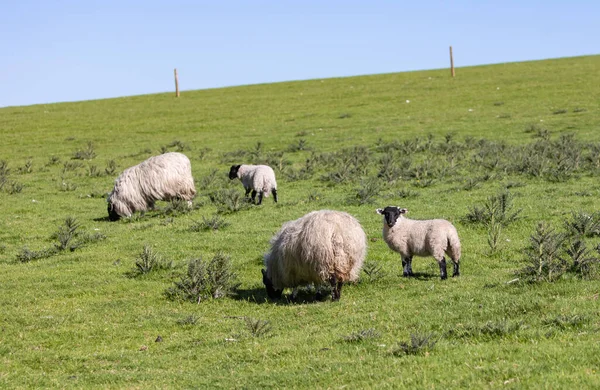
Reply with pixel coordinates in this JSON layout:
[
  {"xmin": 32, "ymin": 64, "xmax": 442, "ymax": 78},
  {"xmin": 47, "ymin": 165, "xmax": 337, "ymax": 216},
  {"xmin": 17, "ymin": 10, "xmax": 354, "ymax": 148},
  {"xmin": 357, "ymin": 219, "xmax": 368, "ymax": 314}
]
[
  {"xmin": 376, "ymin": 206, "xmax": 461, "ymax": 280},
  {"xmin": 262, "ymin": 210, "xmax": 366, "ymax": 301},
  {"xmin": 228, "ymin": 164, "xmax": 277, "ymax": 205},
  {"xmin": 228, "ymin": 164, "xmax": 277, "ymax": 204},
  {"xmin": 107, "ymin": 152, "xmax": 196, "ymax": 221}
]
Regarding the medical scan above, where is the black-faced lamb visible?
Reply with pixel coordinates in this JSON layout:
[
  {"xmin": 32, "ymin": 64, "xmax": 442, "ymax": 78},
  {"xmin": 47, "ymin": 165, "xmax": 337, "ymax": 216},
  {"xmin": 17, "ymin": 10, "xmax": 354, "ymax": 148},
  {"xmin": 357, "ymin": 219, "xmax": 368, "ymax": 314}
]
[
  {"xmin": 262, "ymin": 210, "xmax": 366, "ymax": 301},
  {"xmin": 376, "ymin": 206, "xmax": 461, "ymax": 280},
  {"xmin": 228, "ymin": 164, "xmax": 277, "ymax": 205},
  {"xmin": 107, "ymin": 152, "xmax": 196, "ymax": 221}
]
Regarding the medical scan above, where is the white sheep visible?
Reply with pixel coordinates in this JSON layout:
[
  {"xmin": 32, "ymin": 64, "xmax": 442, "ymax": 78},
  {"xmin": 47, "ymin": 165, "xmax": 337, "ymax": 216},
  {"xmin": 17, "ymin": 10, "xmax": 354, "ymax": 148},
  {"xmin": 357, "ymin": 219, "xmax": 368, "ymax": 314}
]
[
  {"xmin": 107, "ymin": 152, "xmax": 196, "ymax": 220},
  {"xmin": 228, "ymin": 164, "xmax": 277, "ymax": 205},
  {"xmin": 262, "ymin": 210, "xmax": 366, "ymax": 301},
  {"xmin": 376, "ymin": 206, "xmax": 461, "ymax": 280}
]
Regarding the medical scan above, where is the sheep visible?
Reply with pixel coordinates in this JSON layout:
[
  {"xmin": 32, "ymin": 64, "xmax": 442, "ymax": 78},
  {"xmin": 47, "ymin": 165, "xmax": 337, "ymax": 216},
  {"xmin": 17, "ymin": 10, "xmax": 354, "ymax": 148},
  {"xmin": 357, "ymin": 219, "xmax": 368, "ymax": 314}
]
[
  {"xmin": 228, "ymin": 164, "xmax": 277, "ymax": 205},
  {"xmin": 262, "ymin": 210, "xmax": 366, "ymax": 301},
  {"xmin": 376, "ymin": 206, "xmax": 461, "ymax": 280},
  {"xmin": 107, "ymin": 152, "xmax": 196, "ymax": 221}
]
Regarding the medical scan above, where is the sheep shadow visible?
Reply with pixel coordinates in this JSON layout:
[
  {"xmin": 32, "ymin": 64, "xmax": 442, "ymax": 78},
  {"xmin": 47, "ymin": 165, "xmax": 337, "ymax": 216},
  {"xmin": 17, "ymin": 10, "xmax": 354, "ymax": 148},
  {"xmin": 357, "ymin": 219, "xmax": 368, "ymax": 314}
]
[
  {"xmin": 403, "ymin": 272, "xmax": 440, "ymax": 281},
  {"xmin": 233, "ymin": 287, "xmax": 331, "ymax": 305},
  {"xmin": 93, "ymin": 216, "xmax": 113, "ymax": 222}
]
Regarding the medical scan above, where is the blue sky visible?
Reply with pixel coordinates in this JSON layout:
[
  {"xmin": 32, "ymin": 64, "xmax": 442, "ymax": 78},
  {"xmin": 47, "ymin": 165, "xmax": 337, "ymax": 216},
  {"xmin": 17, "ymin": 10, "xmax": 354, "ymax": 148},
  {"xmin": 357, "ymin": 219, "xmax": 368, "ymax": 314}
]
[{"xmin": 1, "ymin": 1, "xmax": 598, "ymax": 108}]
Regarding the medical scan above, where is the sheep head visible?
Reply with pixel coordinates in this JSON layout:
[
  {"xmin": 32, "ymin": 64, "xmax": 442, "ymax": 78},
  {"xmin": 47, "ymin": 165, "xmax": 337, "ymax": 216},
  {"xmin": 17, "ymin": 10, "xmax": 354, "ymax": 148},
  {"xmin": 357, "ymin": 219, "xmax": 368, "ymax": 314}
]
[
  {"xmin": 261, "ymin": 269, "xmax": 282, "ymax": 299},
  {"xmin": 228, "ymin": 165, "xmax": 241, "ymax": 180},
  {"xmin": 376, "ymin": 206, "xmax": 407, "ymax": 228},
  {"xmin": 107, "ymin": 201, "xmax": 121, "ymax": 221}
]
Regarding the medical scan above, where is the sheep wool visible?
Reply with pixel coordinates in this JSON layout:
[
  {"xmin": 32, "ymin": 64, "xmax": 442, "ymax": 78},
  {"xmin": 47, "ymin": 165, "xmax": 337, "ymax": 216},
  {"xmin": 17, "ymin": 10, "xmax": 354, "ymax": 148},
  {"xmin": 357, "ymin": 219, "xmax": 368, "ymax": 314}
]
[
  {"xmin": 376, "ymin": 206, "xmax": 461, "ymax": 280},
  {"xmin": 262, "ymin": 210, "xmax": 366, "ymax": 301},
  {"xmin": 228, "ymin": 164, "xmax": 277, "ymax": 205},
  {"xmin": 107, "ymin": 152, "xmax": 196, "ymax": 220}
]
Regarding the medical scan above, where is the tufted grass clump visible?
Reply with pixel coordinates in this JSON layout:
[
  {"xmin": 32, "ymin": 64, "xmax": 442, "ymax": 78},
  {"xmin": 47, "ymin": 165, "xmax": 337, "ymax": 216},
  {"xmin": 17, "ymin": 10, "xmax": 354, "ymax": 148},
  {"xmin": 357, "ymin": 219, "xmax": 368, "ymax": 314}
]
[
  {"xmin": 391, "ymin": 333, "xmax": 437, "ymax": 357},
  {"xmin": 445, "ymin": 320, "xmax": 523, "ymax": 340},
  {"xmin": 564, "ymin": 211, "xmax": 600, "ymax": 238},
  {"xmin": 16, "ymin": 246, "xmax": 59, "ymax": 263},
  {"xmin": 542, "ymin": 314, "xmax": 589, "ymax": 330},
  {"xmin": 165, "ymin": 252, "xmax": 240, "ymax": 303},
  {"xmin": 361, "ymin": 261, "xmax": 387, "ymax": 283},
  {"xmin": 209, "ymin": 188, "xmax": 252, "ymax": 214},
  {"xmin": 190, "ymin": 215, "xmax": 230, "ymax": 232},
  {"xmin": 73, "ymin": 141, "xmax": 96, "ymax": 160},
  {"xmin": 244, "ymin": 317, "xmax": 272, "ymax": 338},
  {"xmin": 130, "ymin": 245, "xmax": 173, "ymax": 277},
  {"xmin": 463, "ymin": 189, "xmax": 521, "ymax": 227},
  {"xmin": 348, "ymin": 177, "xmax": 381, "ymax": 205},
  {"xmin": 342, "ymin": 328, "xmax": 380, "ymax": 343}
]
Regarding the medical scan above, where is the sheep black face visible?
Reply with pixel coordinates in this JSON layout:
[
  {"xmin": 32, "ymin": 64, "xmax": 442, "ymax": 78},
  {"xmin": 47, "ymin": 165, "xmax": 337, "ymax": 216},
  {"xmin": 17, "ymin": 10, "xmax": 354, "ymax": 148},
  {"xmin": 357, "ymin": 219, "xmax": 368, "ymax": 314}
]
[
  {"xmin": 261, "ymin": 269, "xmax": 282, "ymax": 299},
  {"xmin": 228, "ymin": 165, "xmax": 241, "ymax": 180},
  {"xmin": 376, "ymin": 206, "xmax": 407, "ymax": 228},
  {"xmin": 107, "ymin": 202, "xmax": 120, "ymax": 221}
]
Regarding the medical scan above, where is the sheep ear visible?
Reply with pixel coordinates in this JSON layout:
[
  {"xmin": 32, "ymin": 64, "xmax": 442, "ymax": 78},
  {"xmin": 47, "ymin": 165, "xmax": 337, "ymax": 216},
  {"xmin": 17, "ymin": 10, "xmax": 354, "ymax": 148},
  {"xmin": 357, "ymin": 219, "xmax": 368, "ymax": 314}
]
[
  {"xmin": 399, "ymin": 208, "xmax": 408, "ymax": 214},
  {"xmin": 376, "ymin": 208, "xmax": 384, "ymax": 215}
]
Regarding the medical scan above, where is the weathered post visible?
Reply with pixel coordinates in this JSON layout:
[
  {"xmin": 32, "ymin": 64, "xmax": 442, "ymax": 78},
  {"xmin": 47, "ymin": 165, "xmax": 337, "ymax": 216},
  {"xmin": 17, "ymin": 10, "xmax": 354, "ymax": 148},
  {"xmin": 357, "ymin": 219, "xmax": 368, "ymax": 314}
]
[
  {"xmin": 174, "ymin": 68, "xmax": 180, "ymax": 97},
  {"xmin": 449, "ymin": 46, "xmax": 455, "ymax": 78}
]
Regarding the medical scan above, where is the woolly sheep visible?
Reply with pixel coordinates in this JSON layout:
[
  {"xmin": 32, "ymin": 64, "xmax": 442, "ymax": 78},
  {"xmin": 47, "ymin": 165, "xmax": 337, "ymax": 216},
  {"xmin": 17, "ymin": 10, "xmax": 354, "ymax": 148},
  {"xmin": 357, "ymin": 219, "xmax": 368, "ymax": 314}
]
[
  {"xmin": 262, "ymin": 210, "xmax": 366, "ymax": 301},
  {"xmin": 376, "ymin": 206, "xmax": 461, "ymax": 280},
  {"xmin": 107, "ymin": 152, "xmax": 196, "ymax": 221},
  {"xmin": 228, "ymin": 164, "xmax": 277, "ymax": 205}
]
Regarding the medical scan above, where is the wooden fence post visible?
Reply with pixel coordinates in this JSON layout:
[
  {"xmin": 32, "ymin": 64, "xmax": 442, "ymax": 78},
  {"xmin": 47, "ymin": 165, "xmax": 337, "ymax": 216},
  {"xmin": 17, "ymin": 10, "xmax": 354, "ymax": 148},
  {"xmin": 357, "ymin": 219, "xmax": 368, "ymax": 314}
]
[
  {"xmin": 174, "ymin": 68, "xmax": 180, "ymax": 97},
  {"xmin": 449, "ymin": 46, "xmax": 455, "ymax": 78}
]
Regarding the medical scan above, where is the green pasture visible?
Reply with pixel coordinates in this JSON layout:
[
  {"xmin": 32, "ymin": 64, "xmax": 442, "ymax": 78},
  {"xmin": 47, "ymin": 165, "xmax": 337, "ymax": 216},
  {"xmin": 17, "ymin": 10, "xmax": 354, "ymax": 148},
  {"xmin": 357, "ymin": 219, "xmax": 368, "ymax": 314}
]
[{"xmin": 1, "ymin": 55, "xmax": 600, "ymax": 388}]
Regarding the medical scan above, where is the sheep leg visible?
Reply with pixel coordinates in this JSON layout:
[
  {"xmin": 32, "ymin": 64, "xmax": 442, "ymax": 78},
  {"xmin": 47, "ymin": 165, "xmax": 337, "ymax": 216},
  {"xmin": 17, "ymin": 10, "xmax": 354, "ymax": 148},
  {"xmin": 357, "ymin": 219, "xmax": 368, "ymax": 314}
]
[
  {"xmin": 272, "ymin": 189, "xmax": 278, "ymax": 203},
  {"xmin": 439, "ymin": 258, "xmax": 448, "ymax": 280},
  {"xmin": 251, "ymin": 190, "xmax": 257, "ymax": 204},
  {"xmin": 329, "ymin": 275, "xmax": 341, "ymax": 301},
  {"xmin": 452, "ymin": 260, "xmax": 460, "ymax": 277},
  {"xmin": 257, "ymin": 192, "xmax": 264, "ymax": 205},
  {"xmin": 245, "ymin": 187, "xmax": 252, "ymax": 198},
  {"xmin": 402, "ymin": 256, "xmax": 414, "ymax": 277}
]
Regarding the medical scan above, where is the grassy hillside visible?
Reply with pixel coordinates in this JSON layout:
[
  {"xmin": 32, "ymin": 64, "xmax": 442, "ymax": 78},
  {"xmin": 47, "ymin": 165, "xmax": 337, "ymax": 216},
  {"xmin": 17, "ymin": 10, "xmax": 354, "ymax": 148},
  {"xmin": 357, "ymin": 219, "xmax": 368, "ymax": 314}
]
[{"xmin": 1, "ymin": 55, "xmax": 600, "ymax": 388}]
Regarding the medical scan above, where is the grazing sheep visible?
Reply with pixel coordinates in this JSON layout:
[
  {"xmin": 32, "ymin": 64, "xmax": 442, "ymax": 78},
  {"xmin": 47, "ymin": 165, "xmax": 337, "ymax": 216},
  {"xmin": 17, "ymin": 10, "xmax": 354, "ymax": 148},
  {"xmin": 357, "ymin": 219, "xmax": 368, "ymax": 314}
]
[
  {"xmin": 228, "ymin": 164, "xmax": 277, "ymax": 205},
  {"xmin": 262, "ymin": 210, "xmax": 366, "ymax": 301},
  {"xmin": 107, "ymin": 152, "xmax": 196, "ymax": 220},
  {"xmin": 376, "ymin": 206, "xmax": 461, "ymax": 280}
]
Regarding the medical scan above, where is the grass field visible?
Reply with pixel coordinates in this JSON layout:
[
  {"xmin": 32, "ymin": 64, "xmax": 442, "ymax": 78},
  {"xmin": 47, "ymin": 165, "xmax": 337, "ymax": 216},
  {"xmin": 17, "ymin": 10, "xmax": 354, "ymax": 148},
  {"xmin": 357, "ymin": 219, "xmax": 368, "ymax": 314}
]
[{"xmin": 1, "ymin": 55, "xmax": 600, "ymax": 388}]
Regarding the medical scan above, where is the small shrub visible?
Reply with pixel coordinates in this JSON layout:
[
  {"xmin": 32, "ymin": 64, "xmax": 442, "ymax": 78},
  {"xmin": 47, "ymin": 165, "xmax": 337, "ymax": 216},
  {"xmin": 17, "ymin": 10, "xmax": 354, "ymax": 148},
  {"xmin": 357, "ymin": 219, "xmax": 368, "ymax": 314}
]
[
  {"xmin": 87, "ymin": 164, "xmax": 101, "ymax": 177},
  {"xmin": 209, "ymin": 188, "xmax": 251, "ymax": 214},
  {"xmin": 361, "ymin": 261, "xmax": 386, "ymax": 282},
  {"xmin": 7, "ymin": 181, "xmax": 24, "ymax": 194},
  {"xmin": 17, "ymin": 159, "xmax": 33, "ymax": 174},
  {"xmin": 516, "ymin": 222, "xmax": 567, "ymax": 282},
  {"xmin": 176, "ymin": 315, "xmax": 200, "ymax": 326},
  {"xmin": 564, "ymin": 239, "xmax": 600, "ymax": 278},
  {"xmin": 349, "ymin": 177, "xmax": 381, "ymax": 205},
  {"xmin": 394, "ymin": 189, "xmax": 419, "ymax": 199},
  {"xmin": 53, "ymin": 217, "xmax": 82, "ymax": 251},
  {"xmin": 338, "ymin": 113, "xmax": 351, "ymax": 119},
  {"xmin": 104, "ymin": 160, "xmax": 117, "ymax": 175},
  {"xmin": 573, "ymin": 107, "xmax": 587, "ymax": 113},
  {"xmin": 131, "ymin": 245, "xmax": 173, "ymax": 276},
  {"xmin": 167, "ymin": 140, "xmax": 191, "ymax": 152},
  {"xmin": 73, "ymin": 141, "xmax": 96, "ymax": 160},
  {"xmin": 463, "ymin": 189, "xmax": 521, "ymax": 227},
  {"xmin": 62, "ymin": 161, "xmax": 83, "ymax": 173},
  {"xmin": 190, "ymin": 215, "xmax": 230, "ymax": 232},
  {"xmin": 198, "ymin": 147, "xmax": 212, "ymax": 160},
  {"xmin": 46, "ymin": 156, "xmax": 61, "ymax": 166},
  {"xmin": 564, "ymin": 211, "xmax": 600, "ymax": 238},
  {"xmin": 165, "ymin": 252, "xmax": 239, "ymax": 303},
  {"xmin": 244, "ymin": 317, "xmax": 272, "ymax": 338},
  {"xmin": 342, "ymin": 328, "xmax": 380, "ymax": 343},
  {"xmin": 287, "ymin": 138, "xmax": 310, "ymax": 152},
  {"xmin": 158, "ymin": 199, "xmax": 194, "ymax": 216},
  {"xmin": 59, "ymin": 180, "xmax": 78, "ymax": 192},
  {"xmin": 391, "ymin": 333, "xmax": 437, "ymax": 357},
  {"xmin": 16, "ymin": 246, "xmax": 58, "ymax": 263},
  {"xmin": 552, "ymin": 109, "xmax": 568, "ymax": 115},
  {"xmin": 542, "ymin": 314, "xmax": 588, "ymax": 330}
]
